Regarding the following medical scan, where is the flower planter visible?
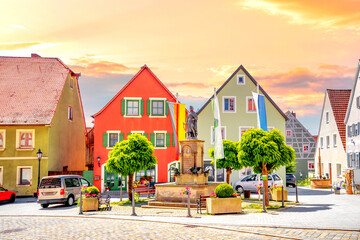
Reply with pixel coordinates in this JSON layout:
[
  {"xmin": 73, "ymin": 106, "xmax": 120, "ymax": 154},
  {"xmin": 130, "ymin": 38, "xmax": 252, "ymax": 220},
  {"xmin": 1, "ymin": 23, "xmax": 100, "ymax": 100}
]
[
  {"xmin": 270, "ymin": 189, "xmax": 287, "ymax": 202},
  {"xmin": 310, "ymin": 179, "xmax": 331, "ymax": 189},
  {"xmin": 334, "ymin": 189, "xmax": 340, "ymax": 195},
  {"xmin": 82, "ymin": 197, "xmax": 99, "ymax": 212},
  {"xmin": 243, "ymin": 190, "xmax": 251, "ymax": 199},
  {"xmin": 206, "ymin": 197, "xmax": 242, "ymax": 215}
]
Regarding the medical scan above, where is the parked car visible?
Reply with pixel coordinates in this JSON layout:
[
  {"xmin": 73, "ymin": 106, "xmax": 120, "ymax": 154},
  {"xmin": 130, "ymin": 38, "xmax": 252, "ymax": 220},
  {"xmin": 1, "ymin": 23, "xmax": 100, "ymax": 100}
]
[
  {"xmin": 0, "ymin": 186, "xmax": 16, "ymax": 203},
  {"xmin": 233, "ymin": 174, "xmax": 283, "ymax": 194},
  {"xmin": 286, "ymin": 173, "xmax": 296, "ymax": 187},
  {"xmin": 37, "ymin": 175, "xmax": 91, "ymax": 208}
]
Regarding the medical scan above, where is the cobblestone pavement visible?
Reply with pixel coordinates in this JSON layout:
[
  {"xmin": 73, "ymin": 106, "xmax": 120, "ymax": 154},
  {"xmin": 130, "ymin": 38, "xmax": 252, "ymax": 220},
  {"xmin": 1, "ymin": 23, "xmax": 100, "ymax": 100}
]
[{"xmin": 0, "ymin": 216, "xmax": 359, "ymax": 240}]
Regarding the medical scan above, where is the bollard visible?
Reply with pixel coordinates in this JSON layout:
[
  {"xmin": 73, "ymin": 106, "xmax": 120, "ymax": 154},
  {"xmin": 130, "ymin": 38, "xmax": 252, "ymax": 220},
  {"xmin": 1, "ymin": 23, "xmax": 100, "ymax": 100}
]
[
  {"xmin": 148, "ymin": 184, "xmax": 150, "ymax": 198},
  {"xmin": 131, "ymin": 188, "xmax": 137, "ymax": 216},
  {"xmin": 281, "ymin": 185, "xmax": 284, "ymax": 208},
  {"xmin": 120, "ymin": 186, "xmax": 123, "ymax": 202},
  {"xmin": 79, "ymin": 191, "xmax": 83, "ymax": 215},
  {"xmin": 295, "ymin": 176, "xmax": 299, "ymax": 203},
  {"xmin": 187, "ymin": 192, "xmax": 191, "ymax": 217},
  {"xmin": 262, "ymin": 187, "xmax": 266, "ymax": 213}
]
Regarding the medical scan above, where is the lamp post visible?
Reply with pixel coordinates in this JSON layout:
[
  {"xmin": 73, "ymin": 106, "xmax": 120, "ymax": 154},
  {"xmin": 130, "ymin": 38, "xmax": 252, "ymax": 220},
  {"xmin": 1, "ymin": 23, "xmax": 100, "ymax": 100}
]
[
  {"xmin": 37, "ymin": 149, "xmax": 43, "ymax": 191},
  {"xmin": 97, "ymin": 156, "xmax": 101, "ymax": 167}
]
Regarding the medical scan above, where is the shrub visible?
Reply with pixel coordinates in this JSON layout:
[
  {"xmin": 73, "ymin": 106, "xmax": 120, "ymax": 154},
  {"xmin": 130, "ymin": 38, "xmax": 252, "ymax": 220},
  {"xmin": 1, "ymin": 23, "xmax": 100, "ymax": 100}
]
[
  {"xmin": 84, "ymin": 186, "xmax": 100, "ymax": 196},
  {"xmin": 214, "ymin": 183, "xmax": 234, "ymax": 198}
]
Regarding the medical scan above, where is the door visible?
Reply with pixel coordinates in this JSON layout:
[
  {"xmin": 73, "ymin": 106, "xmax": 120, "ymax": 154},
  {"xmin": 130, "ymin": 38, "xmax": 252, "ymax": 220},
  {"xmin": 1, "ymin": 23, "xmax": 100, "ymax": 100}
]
[
  {"xmin": 329, "ymin": 163, "xmax": 332, "ymax": 182},
  {"xmin": 169, "ymin": 162, "xmax": 181, "ymax": 182},
  {"xmin": 135, "ymin": 166, "xmax": 156, "ymax": 184},
  {"xmin": 104, "ymin": 171, "xmax": 127, "ymax": 191}
]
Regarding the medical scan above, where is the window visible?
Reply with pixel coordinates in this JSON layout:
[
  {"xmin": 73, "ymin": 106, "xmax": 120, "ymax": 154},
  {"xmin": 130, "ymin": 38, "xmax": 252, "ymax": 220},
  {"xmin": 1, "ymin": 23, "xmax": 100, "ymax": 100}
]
[
  {"xmin": 333, "ymin": 134, "xmax": 337, "ymax": 147},
  {"xmin": 237, "ymin": 74, "xmax": 245, "ymax": 85},
  {"xmin": 286, "ymin": 130, "xmax": 292, "ymax": 137},
  {"xmin": 126, "ymin": 100, "xmax": 139, "ymax": 116},
  {"xmin": 70, "ymin": 78, "xmax": 73, "ymax": 88},
  {"xmin": 155, "ymin": 132, "xmax": 165, "ymax": 147},
  {"xmin": 326, "ymin": 135, "xmax": 330, "ymax": 148},
  {"xmin": 320, "ymin": 137, "xmax": 323, "ymax": 149},
  {"xmin": 64, "ymin": 178, "xmax": 80, "ymax": 187},
  {"xmin": 308, "ymin": 161, "xmax": 315, "ymax": 170},
  {"xmin": 223, "ymin": 97, "xmax": 236, "ymax": 113},
  {"xmin": 336, "ymin": 164, "xmax": 342, "ymax": 177},
  {"xmin": 303, "ymin": 145, "xmax": 309, "ymax": 152},
  {"xmin": 348, "ymin": 125, "xmax": 352, "ymax": 137},
  {"xmin": 325, "ymin": 111, "xmax": 329, "ymax": 124},
  {"xmin": 0, "ymin": 130, "xmax": 5, "ymax": 149},
  {"xmin": 211, "ymin": 126, "xmax": 226, "ymax": 144},
  {"xmin": 246, "ymin": 97, "xmax": 256, "ymax": 113},
  {"xmin": 109, "ymin": 133, "xmax": 119, "ymax": 147},
  {"xmin": 239, "ymin": 126, "xmax": 253, "ymax": 140},
  {"xmin": 17, "ymin": 166, "xmax": 31, "ymax": 186},
  {"xmin": 0, "ymin": 167, "xmax": 3, "ymax": 185},
  {"xmin": 16, "ymin": 130, "xmax": 35, "ymax": 149},
  {"xmin": 357, "ymin": 96, "xmax": 360, "ymax": 109},
  {"xmin": 135, "ymin": 166, "xmax": 156, "ymax": 182},
  {"xmin": 152, "ymin": 100, "xmax": 164, "ymax": 116},
  {"xmin": 68, "ymin": 106, "xmax": 73, "ymax": 120}
]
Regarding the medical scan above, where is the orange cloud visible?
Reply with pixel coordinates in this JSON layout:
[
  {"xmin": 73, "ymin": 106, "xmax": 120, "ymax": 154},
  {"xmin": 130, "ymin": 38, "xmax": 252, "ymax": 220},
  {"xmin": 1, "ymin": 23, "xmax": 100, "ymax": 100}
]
[
  {"xmin": 0, "ymin": 42, "xmax": 43, "ymax": 50},
  {"xmin": 239, "ymin": 0, "xmax": 360, "ymax": 29},
  {"xmin": 167, "ymin": 82, "xmax": 209, "ymax": 89}
]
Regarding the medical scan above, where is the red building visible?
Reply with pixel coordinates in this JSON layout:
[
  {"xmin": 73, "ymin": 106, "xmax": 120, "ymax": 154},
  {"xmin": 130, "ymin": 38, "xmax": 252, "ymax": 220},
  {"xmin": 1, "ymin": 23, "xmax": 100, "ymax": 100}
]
[{"xmin": 93, "ymin": 65, "xmax": 184, "ymax": 192}]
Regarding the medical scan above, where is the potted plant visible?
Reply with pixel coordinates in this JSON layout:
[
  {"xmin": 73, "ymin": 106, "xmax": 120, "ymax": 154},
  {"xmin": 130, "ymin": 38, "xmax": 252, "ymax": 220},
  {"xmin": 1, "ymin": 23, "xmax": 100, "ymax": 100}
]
[
  {"xmin": 334, "ymin": 186, "xmax": 341, "ymax": 195},
  {"xmin": 81, "ymin": 186, "xmax": 100, "ymax": 212},
  {"xmin": 206, "ymin": 183, "xmax": 242, "ymax": 215},
  {"xmin": 270, "ymin": 184, "xmax": 287, "ymax": 202}
]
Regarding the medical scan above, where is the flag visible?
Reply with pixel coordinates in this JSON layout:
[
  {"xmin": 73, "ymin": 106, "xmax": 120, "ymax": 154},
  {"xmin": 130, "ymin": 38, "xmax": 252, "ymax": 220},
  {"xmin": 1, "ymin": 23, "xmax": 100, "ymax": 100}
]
[
  {"xmin": 212, "ymin": 90, "xmax": 224, "ymax": 159},
  {"xmin": 252, "ymin": 92, "xmax": 268, "ymax": 131},
  {"xmin": 168, "ymin": 102, "xmax": 180, "ymax": 160}
]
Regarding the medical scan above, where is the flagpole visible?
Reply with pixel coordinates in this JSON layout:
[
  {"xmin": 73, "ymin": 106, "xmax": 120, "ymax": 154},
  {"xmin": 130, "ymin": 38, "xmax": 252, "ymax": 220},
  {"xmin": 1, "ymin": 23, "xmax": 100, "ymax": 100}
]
[{"xmin": 214, "ymin": 88, "xmax": 217, "ymax": 183}]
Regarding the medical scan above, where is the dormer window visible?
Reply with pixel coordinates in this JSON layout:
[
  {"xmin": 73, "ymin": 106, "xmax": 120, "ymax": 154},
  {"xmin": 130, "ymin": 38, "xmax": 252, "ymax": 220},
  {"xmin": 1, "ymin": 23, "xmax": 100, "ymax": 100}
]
[
  {"xmin": 326, "ymin": 111, "xmax": 329, "ymax": 124},
  {"xmin": 237, "ymin": 74, "xmax": 245, "ymax": 85}
]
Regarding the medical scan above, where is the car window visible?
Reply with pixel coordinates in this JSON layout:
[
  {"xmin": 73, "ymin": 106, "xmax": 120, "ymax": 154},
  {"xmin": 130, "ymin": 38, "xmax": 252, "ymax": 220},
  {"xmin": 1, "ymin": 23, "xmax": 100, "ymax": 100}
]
[
  {"xmin": 247, "ymin": 175, "xmax": 257, "ymax": 181},
  {"xmin": 64, "ymin": 178, "xmax": 80, "ymax": 187},
  {"xmin": 0, "ymin": 186, "xmax": 5, "ymax": 192},
  {"xmin": 80, "ymin": 178, "xmax": 90, "ymax": 186},
  {"xmin": 39, "ymin": 178, "xmax": 61, "ymax": 189},
  {"xmin": 273, "ymin": 174, "xmax": 281, "ymax": 181},
  {"xmin": 241, "ymin": 176, "xmax": 250, "ymax": 181}
]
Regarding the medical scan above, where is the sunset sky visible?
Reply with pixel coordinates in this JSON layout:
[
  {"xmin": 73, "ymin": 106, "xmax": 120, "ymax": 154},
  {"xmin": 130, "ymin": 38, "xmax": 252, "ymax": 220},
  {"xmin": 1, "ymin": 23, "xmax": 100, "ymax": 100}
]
[{"xmin": 1, "ymin": 0, "xmax": 360, "ymax": 134}]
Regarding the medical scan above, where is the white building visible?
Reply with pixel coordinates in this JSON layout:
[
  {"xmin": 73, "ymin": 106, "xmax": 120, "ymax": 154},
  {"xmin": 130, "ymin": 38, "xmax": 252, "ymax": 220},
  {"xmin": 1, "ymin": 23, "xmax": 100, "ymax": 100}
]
[{"xmin": 314, "ymin": 89, "xmax": 351, "ymax": 184}]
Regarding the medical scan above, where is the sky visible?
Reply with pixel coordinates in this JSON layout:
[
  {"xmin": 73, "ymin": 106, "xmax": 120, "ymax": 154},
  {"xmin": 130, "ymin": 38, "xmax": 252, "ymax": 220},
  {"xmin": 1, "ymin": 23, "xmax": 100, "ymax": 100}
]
[{"xmin": 1, "ymin": 0, "xmax": 360, "ymax": 134}]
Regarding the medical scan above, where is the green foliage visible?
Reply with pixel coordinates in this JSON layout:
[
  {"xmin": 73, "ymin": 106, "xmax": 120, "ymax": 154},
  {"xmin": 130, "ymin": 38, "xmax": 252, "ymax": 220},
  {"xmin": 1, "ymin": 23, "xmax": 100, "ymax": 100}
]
[
  {"xmin": 106, "ymin": 133, "xmax": 157, "ymax": 176},
  {"xmin": 208, "ymin": 140, "xmax": 243, "ymax": 170},
  {"xmin": 298, "ymin": 176, "xmax": 311, "ymax": 185},
  {"xmin": 84, "ymin": 186, "xmax": 100, "ymax": 195},
  {"xmin": 214, "ymin": 183, "xmax": 234, "ymax": 198},
  {"xmin": 237, "ymin": 128, "xmax": 295, "ymax": 174},
  {"xmin": 286, "ymin": 160, "xmax": 297, "ymax": 173}
]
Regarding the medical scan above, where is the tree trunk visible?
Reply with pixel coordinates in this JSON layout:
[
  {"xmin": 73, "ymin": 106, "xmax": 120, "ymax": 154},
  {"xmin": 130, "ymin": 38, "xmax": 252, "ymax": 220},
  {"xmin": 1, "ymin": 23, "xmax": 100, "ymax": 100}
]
[
  {"xmin": 261, "ymin": 164, "xmax": 269, "ymax": 206},
  {"xmin": 226, "ymin": 168, "xmax": 232, "ymax": 184},
  {"xmin": 128, "ymin": 172, "xmax": 134, "ymax": 201}
]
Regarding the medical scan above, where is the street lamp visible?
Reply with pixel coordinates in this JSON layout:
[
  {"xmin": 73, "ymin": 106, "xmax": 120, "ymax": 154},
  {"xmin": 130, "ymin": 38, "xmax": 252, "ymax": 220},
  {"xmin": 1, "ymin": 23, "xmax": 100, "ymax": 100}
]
[
  {"xmin": 97, "ymin": 156, "xmax": 101, "ymax": 167},
  {"xmin": 37, "ymin": 149, "xmax": 43, "ymax": 190}
]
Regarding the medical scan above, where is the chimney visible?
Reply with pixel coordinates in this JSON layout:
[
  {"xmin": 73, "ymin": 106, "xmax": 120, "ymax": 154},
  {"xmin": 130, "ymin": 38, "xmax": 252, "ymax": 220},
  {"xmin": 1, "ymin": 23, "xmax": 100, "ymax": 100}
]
[
  {"xmin": 291, "ymin": 111, "xmax": 296, "ymax": 118},
  {"xmin": 31, "ymin": 53, "xmax": 41, "ymax": 58}
]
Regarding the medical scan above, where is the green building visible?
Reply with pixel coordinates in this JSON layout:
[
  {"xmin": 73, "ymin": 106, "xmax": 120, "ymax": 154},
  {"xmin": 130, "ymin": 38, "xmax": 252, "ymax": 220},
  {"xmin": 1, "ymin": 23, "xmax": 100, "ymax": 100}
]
[
  {"xmin": 0, "ymin": 54, "xmax": 87, "ymax": 196},
  {"xmin": 197, "ymin": 65, "xmax": 287, "ymax": 185}
]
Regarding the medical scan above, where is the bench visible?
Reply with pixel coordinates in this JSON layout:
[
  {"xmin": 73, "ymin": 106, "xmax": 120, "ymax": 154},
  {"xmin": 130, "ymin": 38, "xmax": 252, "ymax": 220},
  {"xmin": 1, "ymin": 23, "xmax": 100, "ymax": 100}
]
[
  {"xmin": 134, "ymin": 185, "xmax": 156, "ymax": 198},
  {"xmin": 196, "ymin": 194, "xmax": 210, "ymax": 214},
  {"xmin": 98, "ymin": 194, "xmax": 111, "ymax": 211}
]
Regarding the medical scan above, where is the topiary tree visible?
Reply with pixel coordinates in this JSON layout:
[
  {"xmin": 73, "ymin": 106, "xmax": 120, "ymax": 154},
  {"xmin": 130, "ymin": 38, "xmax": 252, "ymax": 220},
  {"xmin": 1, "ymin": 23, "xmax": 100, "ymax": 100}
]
[
  {"xmin": 106, "ymin": 133, "xmax": 157, "ymax": 200},
  {"xmin": 214, "ymin": 183, "xmax": 235, "ymax": 198},
  {"xmin": 209, "ymin": 140, "xmax": 243, "ymax": 184},
  {"xmin": 237, "ymin": 128, "xmax": 295, "ymax": 206}
]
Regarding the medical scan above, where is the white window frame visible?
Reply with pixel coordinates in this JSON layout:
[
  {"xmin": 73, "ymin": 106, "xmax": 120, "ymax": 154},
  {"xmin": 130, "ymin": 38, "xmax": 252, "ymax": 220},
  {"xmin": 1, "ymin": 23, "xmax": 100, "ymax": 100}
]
[
  {"xmin": 167, "ymin": 161, "xmax": 181, "ymax": 182},
  {"xmin": 303, "ymin": 144, "xmax": 309, "ymax": 152},
  {"xmin": 308, "ymin": 161, "xmax": 315, "ymax": 170},
  {"xmin": 325, "ymin": 111, "xmax": 329, "ymax": 124},
  {"xmin": 333, "ymin": 133, "xmax": 337, "ymax": 147},
  {"xmin": 237, "ymin": 74, "xmax": 246, "ymax": 85},
  {"xmin": 286, "ymin": 130, "xmax": 292, "ymax": 137},
  {"xmin": 320, "ymin": 137, "xmax": 324, "ymax": 149},
  {"xmin": 149, "ymin": 98, "xmax": 166, "ymax": 118},
  {"xmin": 68, "ymin": 106, "xmax": 73, "ymax": 121},
  {"xmin": 124, "ymin": 97, "xmax": 142, "ymax": 118},
  {"xmin": 326, "ymin": 135, "xmax": 330, "ymax": 148},
  {"xmin": 222, "ymin": 96, "xmax": 236, "ymax": 113},
  {"xmin": 16, "ymin": 129, "xmax": 35, "ymax": 150},
  {"xmin": 239, "ymin": 126, "xmax": 254, "ymax": 141},
  {"xmin": 336, "ymin": 163, "xmax": 342, "ymax": 177},
  {"xmin": 16, "ymin": 166, "xmax": 32, "ymax": 186},
  {"xmin": 0, "ymin": 166, "xmax": 3, "ymax": 185},
  {"xmin": 0, "ymin": 129, "xmax": 5, "ymax": 150},
  {"xmin": 154, "ymin": 131, "xmax": 167, "ymax": 149},
  {"xmin": 131, "ymin": 131, "xmax": 145, "ymax": 135},
  {"xmin": 107, "ymin": 131, "xmax": 121, "ymax": 149},
  {"xmin": 211, "ymin": 126, "xmax": 226, "ymax": 144},
  {"xmin": 246, "ymin": 96, "xmax": 256, "ymax": 113}
]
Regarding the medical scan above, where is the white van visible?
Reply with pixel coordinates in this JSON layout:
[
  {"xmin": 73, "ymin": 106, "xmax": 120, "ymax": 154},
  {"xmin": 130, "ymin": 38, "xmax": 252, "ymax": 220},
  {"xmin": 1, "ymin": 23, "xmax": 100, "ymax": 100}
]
[{"xmin": 37, "ymin": 175, "xmax": 91, "ymax": 208}]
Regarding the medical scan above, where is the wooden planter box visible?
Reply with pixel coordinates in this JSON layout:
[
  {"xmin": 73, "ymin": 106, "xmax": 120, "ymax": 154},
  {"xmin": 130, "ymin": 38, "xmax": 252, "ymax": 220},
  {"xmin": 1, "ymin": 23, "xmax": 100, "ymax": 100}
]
[
  {"xmin": 334, "ymin": 189, "xmax": 341, "ymax": 195},
  {"xmin": 206, "ymin": 197, "xmax": 242, "ymax": 215},
  {"xmin": 82, "ymin": 197, "xmax": 99, "ymax": 212},
  {"xmin": 310, "ymin": 179, "xmax": 331, "ymax": 189},
  {"xmin": 270, "ymin": 189, "xmax": 288, "ymax": 202}
]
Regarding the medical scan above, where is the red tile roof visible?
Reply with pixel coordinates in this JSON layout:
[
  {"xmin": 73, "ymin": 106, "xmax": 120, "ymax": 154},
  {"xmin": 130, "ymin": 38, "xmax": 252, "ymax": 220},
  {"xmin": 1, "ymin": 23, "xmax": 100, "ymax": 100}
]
[
  {"xmin": 327, "ymin": 89, "xmax": 351, "ymax": 150},
  {"xmin": 0, "ymin": 55, "xmax": 76, "ymax": 125}
]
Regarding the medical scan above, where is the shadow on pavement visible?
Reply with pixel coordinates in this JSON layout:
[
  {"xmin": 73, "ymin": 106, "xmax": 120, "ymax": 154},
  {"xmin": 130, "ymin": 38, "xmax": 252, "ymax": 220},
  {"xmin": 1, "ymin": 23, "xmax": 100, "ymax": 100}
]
[
  {"xmin": 283, "ymin": 203, "xmax": 334, "ymax": 212},
  {"xmin": 287, "ymin": 187, "xmax": 333, "ymax": 196}
]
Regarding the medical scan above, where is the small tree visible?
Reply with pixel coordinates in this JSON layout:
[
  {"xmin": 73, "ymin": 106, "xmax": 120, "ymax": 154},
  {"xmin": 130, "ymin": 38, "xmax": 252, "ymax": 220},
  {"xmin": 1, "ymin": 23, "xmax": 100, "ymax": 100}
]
[
  {"xmin": 106, "ymin": 133, "xmax": 157, "ymax": 200},
  {"xmin": 238, "ymin": 128, "xmax": 295, "ymax": 206},
  {"xmin": 209, "ymin": 140, "xmax": 243, "ymax": 184},
  {"xmin": 286, "ymin": 160, "xmax": 297, "ymax": 173}
]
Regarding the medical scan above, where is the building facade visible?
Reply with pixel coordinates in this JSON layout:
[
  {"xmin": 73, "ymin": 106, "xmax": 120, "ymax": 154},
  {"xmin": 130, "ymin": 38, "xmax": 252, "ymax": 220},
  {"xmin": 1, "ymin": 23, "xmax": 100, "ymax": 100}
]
[
  {"xmin": 0, "ymin": 54, "xmax": 87, "ymax": 196},
  {"xmin": 197, "ymin": 65, "xmax": 287, "ymax": 185},
  {"xmin": 314, "ymin": 89, "xmax": 351, "ymax": 184}
]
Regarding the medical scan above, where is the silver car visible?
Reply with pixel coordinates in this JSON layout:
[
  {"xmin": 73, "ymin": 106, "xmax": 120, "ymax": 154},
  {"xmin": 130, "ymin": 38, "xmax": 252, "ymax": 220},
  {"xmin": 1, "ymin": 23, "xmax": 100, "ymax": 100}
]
[
  {"xmin": 37, "ymin": 175, "xmax": 91, "ymax": 208},
  {"xmin": 233, "ymin": 174, "xmax": 283, "ymax": 194}
]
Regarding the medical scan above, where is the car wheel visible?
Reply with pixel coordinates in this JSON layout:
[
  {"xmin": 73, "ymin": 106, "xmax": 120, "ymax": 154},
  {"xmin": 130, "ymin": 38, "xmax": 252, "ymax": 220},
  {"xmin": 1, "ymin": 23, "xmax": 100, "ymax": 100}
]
[
  {"xmin": 9, "ymin": 194, "xmax": 15, "ymax": 203},
  {"xmin": 41, "ymin": 204, "xmax": 49, "ymax": 208},
  {"xmin": 66, "ymin": 195, "xmax": 74, "ymax": 206},
  {"xmin": 236, "ymin": 186, "xmax": 244, "ymax": 194}
]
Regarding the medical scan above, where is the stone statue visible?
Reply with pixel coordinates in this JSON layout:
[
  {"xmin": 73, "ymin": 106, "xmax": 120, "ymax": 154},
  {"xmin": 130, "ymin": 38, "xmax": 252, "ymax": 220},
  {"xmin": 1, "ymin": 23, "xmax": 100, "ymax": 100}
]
[{"xmin": 185, "ymin": 106, "xmax": 198, "ymax": 139}]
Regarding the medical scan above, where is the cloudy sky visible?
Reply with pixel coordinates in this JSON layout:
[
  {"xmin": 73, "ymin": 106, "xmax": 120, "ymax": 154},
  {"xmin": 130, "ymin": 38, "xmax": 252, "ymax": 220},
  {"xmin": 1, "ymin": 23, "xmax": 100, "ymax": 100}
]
[{"xmin": 1, "ymin": 0, "xmax": 359, "ymax": 134}]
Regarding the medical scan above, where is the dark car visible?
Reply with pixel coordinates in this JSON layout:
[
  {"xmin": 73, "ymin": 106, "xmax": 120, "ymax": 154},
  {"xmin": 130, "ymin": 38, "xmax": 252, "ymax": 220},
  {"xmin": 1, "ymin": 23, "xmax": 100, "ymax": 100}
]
[{"xmin": 286, "ymin": 174, "xmax": 296, "ymax": 187}]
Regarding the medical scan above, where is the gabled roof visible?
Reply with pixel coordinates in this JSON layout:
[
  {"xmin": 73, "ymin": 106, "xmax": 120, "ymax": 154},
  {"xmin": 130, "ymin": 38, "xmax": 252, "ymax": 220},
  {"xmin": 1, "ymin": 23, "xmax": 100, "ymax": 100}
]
[
  {"xmin": 344, "ymin": 60, "xmax": 360, "ymax": 124},
  {"xmin": 197, "ymin": 65, "xmax": 287, "ymax": 120},
  {"xmin": 93, "ymin": 65, "xmax": 177, "ymax": 117},
  {"xmin": 0, "ymin": 55, "xmax": 79, "ymax": 125},
  {"xmin": 285, "ymin": 110, "xmax": 315, "ymax": 142},
  {"xmin": 327, "ymin": 89, "xmax": 351, "ymax": 150}
]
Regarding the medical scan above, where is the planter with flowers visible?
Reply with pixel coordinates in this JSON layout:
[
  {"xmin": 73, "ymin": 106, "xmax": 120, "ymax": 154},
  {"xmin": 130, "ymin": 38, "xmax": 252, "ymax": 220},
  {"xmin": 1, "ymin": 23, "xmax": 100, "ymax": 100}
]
[
  {"xmin": 206, "ymin": 183, "xmax": 242, "ymax": 215},
  {"xmin": 334, "ymin": 186, "xmax": 341, "ymax": 195},
  {"xmin": 270, "ymin": 184, "xmax": 287, "ymax": 202},
  {"xmin": 81, "ymin": 186, "xmax": 100, "ymax": 212}
]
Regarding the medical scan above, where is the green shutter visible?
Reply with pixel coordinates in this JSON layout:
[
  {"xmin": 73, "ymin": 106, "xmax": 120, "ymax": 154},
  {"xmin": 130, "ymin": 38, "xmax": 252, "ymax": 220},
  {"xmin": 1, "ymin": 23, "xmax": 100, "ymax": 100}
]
[
  {"xmin": 143, "ymin": 133, "xmax": 148, "ymax": 139},
  {"xmin": 103, "ymin": 133, "xmax": 108, "ymax": 147},
  {"xmin": 150, "ymin": 133, "xmax": 155, "ymax": 146},
  {"xmin": 121, "ymin": 99, "xmax": 126, "ymax": 115},
  {"xmin": 140, "ymin": 99, "xmax": 144, "ymax": 115},
  {"xmin": 166, "ymin": 133, "xmax": 170, "ymax": 147},
  {"xmin": 165, "ymin": 100, "xmax": 169, "ymax": 115},
  {"xmin": 172, "ymin": 133, "xmax": 176, "ymax": 146},
  {"xmin": 147, "ymin": 100, "xmax": 151, "ymax": 115},
  {"xmin": 120, "ymin": 133, "xmax": 124, "ymax": 141}
]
